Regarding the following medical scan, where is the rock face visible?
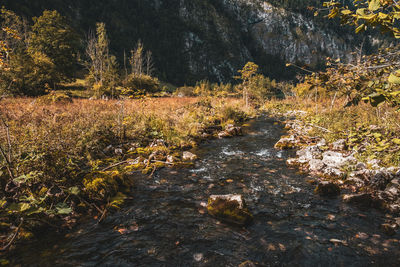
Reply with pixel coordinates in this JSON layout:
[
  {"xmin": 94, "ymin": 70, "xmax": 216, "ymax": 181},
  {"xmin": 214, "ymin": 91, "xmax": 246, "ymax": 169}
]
[
  {"xmin": 207, "ymin": 194, "xmax": 253, "ymax": 226},
  {"xmin": 2, "ymin": 0, "xmax": 364, "ymax": 84}
]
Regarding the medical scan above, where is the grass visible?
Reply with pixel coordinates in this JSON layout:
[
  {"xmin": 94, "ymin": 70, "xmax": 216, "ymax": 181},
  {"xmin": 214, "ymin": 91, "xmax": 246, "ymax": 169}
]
[{"xmin": 0, "ymin": 96, "xmax": 253, "ymax": 248}]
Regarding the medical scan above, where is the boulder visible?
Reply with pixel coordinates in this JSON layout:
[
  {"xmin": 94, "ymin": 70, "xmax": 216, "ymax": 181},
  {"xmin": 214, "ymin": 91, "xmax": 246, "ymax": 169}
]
[
  {"xmin": 182, "ymin": 151, "xmax": 197, "ymax": 161},
  {"xmin": 218, "ymin": 124, "xmax": 242, "ymax": 138},
  {"xmin": 331, "ymin": 139, "xmax": 347, "ymax": 151},
  {"xmin": 207, "ymin": 194, "xmax": 253, "ymax": 226},
  {"xmin": 308, "ymin": 159, "xmax": 325, "ymax": 172},
  {"xmin": 323, "ymin": 167, "xmax": 345, "ymax": 178},
  {"xmin": 296, "ymin": 145, "xmax": 322, "ymax": 161},
  {"xmin": 314, "ymin": 181, "xmax": 340, "ymax": 197},
  {"xmin": 370, "ymin": 169, "xmax": 393, "ymax": 190},
  {"xmin": 274, "ymin": 135, "xmax": 297, "ymax": 149},
  {"xmin": 322, "ymin": 151, "xmax": 356, "ymax": 168}
]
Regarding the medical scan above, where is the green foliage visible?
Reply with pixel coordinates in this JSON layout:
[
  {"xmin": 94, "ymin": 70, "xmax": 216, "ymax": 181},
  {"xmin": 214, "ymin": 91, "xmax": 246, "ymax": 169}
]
[
  {"xmin": 325, "ymin": 0, "xmax": 400, "ymax": 38},
  {"xmin": 296, "ymin": 46, "xmax": 400, "ymax": 107},
  {"xmin": 29, "ymin": 10, "xmax": 79, "ymax": 83},
  {"xmin": 0, "ymin": 9, "xmax": 79, "ymax": 96}
]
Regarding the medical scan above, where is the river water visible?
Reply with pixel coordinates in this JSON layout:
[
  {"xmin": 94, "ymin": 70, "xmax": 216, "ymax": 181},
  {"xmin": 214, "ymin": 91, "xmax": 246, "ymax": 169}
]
[{"xmin": 12, "ymin": 117, "xmax": 400, "ymax": 266}]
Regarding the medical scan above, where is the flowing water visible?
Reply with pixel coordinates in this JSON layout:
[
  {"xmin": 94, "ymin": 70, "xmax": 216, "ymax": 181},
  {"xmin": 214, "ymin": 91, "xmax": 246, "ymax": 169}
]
[{"xmin": 12, "ymin": 117, "xmax": 400, "ymax": 266}]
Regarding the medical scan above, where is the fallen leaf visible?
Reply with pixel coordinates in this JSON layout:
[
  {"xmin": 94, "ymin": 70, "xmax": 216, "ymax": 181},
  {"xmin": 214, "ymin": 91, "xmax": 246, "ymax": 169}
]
[{"xmin": 118, "ymin": 228, "xmax": 129, "ymax": 235}]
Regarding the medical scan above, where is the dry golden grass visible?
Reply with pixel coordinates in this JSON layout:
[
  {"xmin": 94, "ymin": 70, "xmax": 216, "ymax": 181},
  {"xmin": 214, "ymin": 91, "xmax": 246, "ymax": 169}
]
[{"xmin": 0, "ymin": 96, "xmax": 251, "ymax": 230}]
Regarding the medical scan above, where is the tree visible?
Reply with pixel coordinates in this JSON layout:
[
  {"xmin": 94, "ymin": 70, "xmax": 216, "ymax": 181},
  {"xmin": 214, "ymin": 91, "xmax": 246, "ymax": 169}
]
[
  {"xmin": 28, "ymin": 10, "xmax": 79, "ymax": 85},
  {"xmin": 129, "ymin": 40, "xmax": 154, "ymax": 76},
  {"xmin": 85, "ymin": 22, "xmax": 119, "ymax": 97},
  {"xmin": 0, "ymin": 8, "xmax": 52, "ymax": 96},
  {"xmin": 324, "ymin": 0, "xmax": 400, "ymax": 38},
  {"xmin": 236, "ymin": 62, "xmax": 259, "ymax": 107},
  {"xmin": 320, "ymin": 0, "xmax": 400, "ymax": 106}
]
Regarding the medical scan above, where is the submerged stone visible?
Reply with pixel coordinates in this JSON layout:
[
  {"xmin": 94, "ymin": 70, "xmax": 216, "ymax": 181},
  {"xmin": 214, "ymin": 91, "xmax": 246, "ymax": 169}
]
[
  {"xmin": 381, "ymin": 223, "xmax": 397, "ymax": 236},
  {"xmin": 207, "ymin": 194, "xmax": 253, "ymax": 226},
  {"xmin": 314, "ymin": 181, "xmax": 340, "ymax": 197},
  {"xmin": 342, "ymin": 193, "xmax": 373, "ymax": 206}
]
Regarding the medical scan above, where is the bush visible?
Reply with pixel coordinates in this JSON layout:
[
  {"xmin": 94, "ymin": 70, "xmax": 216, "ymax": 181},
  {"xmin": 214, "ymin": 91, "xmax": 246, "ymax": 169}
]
[{"xmin": 120, "ymin": 74, "xmax": 160, "ymax": 96}]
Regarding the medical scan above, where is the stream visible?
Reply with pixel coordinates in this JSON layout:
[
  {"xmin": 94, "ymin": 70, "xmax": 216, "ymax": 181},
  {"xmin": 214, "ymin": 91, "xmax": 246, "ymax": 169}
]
[{"xmin": 12, "ymin": 117, "xmax": 400, "ymax": 266}]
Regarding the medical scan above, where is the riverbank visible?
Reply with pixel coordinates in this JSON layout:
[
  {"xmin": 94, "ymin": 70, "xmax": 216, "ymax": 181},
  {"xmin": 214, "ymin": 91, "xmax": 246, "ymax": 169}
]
[
  {"xmin": 0, "ymin": 96, "xmax": 254, "ymax": 253},
  {"xmin": 265, "ymin": 97, "xmax": 400, "ymax": 233}
]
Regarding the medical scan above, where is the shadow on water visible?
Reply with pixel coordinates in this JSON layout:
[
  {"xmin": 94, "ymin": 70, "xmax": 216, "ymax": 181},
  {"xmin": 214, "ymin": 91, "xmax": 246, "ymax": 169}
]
[{"xmin": 11, "ymin": 117, "xmax": 400, "ymax": 266}]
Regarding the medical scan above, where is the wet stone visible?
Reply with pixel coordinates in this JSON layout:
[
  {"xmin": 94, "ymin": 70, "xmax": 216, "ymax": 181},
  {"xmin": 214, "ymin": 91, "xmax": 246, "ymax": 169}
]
[
  {"xmin": 182, "ymin": 151, "xmax": 197, "ymax": 161},
  {"xmin": 314, "ymin": 181, "xmax": 340, "ymax": 197},
  {"xmin": 380, "ymin": 223, "xmax": 398, "ymax": 236},
  {"xmin": 207, "ymin": 194, "xmax": 253, "ymax": 226},
  {"xmin": 342, "ymin": 193, "xmax": 373, "ymax": 207}
]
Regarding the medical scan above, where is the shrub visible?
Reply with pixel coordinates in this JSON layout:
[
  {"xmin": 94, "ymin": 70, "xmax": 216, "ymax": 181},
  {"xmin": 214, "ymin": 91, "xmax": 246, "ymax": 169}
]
[{"xmin": 120, "ymin": 74, "xmax": 160, "ymax": 96}]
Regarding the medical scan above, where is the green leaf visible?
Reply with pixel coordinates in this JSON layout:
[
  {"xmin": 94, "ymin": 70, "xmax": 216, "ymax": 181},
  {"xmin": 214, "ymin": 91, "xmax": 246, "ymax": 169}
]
[
  {"xmin": 388, "ymin": 73, "xmax": 400, "ymax": 84},
  {"xmin": 355, "ymin": 24, "xmax": 366, "ymax": 34},
  {"xmin": 55, "ymin": 203, "xmax": 72, "ymax": 215},
  {"xmin": 368, "ymin": 0, "xmax": 381, "ymax": 11},
  {"xmin": 341, "ymin": 9, "xmax": 352, "ymax": 15},
  {"xmin": 68, "ymin": 186, "xmax": 80, "ymax": 195},
  {"xmin": 393, "ymin": 138, "xmax": 400, "ymax": 145}
]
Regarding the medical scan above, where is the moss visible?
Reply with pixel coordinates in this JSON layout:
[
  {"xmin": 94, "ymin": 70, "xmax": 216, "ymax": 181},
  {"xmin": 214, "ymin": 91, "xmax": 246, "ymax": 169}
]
[{"xmin": 207, "ymin": 198, "xmax": 253, "ymax": 226}]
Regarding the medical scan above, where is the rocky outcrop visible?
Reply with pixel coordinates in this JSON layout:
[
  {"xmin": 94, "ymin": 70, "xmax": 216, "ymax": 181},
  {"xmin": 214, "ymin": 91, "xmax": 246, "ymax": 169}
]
[{"xmin": 275, "ymin": 116, "xmax": 400, "ymax": 215}]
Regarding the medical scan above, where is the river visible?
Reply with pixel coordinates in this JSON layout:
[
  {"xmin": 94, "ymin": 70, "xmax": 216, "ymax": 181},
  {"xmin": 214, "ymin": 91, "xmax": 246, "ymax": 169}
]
[{"xmin": 12, "ymin": 116, "xmax": 400, "ymax": 266}]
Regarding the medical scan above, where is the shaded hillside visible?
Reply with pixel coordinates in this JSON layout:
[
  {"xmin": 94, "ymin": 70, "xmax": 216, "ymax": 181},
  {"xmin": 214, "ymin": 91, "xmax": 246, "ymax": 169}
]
[{"xmin": 2, "ymin": 0, "xmax": 364, "ymax": 85}]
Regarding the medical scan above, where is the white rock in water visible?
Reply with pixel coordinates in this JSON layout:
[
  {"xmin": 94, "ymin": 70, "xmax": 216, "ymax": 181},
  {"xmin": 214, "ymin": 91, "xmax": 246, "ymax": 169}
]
[
  {"xmin": 209, "ymin": 194, "xmax": 245, "ymax": 208},
  {"xmin": 182, "ymin": 151, "xmax": 197, "ymax": 161},
  {"xmin": 193, "ymin": 253, "xmax": 203, "ymax": 262}
]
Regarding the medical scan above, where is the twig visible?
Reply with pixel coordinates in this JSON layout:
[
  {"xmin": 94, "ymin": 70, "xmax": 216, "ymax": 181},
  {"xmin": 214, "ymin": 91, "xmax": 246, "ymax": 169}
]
[
  {"xmin": 101, "ymin": 160, "xmax": 130, "ymax": 172},
  {"xmin": 97, "ymin": 207, "xmax": 107, "ymax": 224},
  {"xmin": 149, "ymin": 166, "xmax": 157, "ymax": 178},
  {"xmin": 0, "ymin": 218, "xmax": 23, "ymax": 252},
  {"xmin": 150, "ymin": 160, "xmax": 174, "ymax": 165},
  {"xmin": 306, "ymin": 123, "xmax": 332, "ymax": 133}
]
